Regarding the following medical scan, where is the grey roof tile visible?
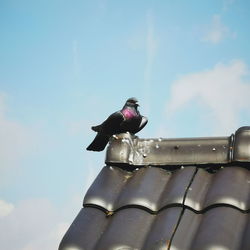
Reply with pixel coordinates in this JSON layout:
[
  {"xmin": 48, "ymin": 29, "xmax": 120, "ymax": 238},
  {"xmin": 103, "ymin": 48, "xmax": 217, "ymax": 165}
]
[
  {"xmin": 59, "ymin": 207, "xmax": 183, "ymax": 250},
  {"xmin": 240, "ymin": 214, "xmax": 250, "ymax": 250},
  {"xmin": 95, "ymin": 208, "xmax": 155, "ymax": 250},
  {"xmin": 115, "ymin": 167, "xmax": 172, "ymax": 211},
  {"xmin": 142, "ymin": 208, "xmax": 182, "ymax": 250},
  {"xmin": 60, "ymin": 165, "xmax": 250, "ymax": 250},
  {"xmin": 60, "ymin": 127, "xmax": 250, "ymax": 250},
  {"xmin": 185, "ymin": 167, "xmax": 250, "ymax": 211},
  {"xmin": 60, "ymin": 206, "xmax": 250, "ymax": 250},
  {"xmin": 59, "ymin": 207, "xmax": 108, "ymax": 250},
  {"xmin": 159, "ymin": 167, "xmax": 196, "ymax": 209},
  {"xmin": 83, "ymin": 166, "xmax": 132, "ymax": 211},
  {"xmin": 172, "ymin": 207, "xmax": 249, "ymax": 250},
  {"xmin": 84, "ymin": 166, "xmax": 197, "ymax": 212}
]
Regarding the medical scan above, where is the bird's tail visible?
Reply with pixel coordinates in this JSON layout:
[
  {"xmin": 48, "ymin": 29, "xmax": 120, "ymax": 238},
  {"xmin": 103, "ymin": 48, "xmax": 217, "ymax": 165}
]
[{"xmin": 86, "ymin": 133, "xmax": 110, "ymax": 151}]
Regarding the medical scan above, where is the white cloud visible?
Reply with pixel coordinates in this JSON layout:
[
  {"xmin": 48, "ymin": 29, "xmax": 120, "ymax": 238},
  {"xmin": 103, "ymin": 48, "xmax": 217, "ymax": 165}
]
[
  {"xmin": 0, "ymin": 93, "xmax": 36, "ymax": 176},
  {"xmin": 202, "ymin": 15, "xmax": 235, "ymax": 44},
  {"xmin": 0, "ymin": 198, "xmax": 70, "ymax": 250},
  {"xmin": 167, "ymin": 60, "xmax": 250, "ymax": 135},
  {"xmin": 0, "ymin": 200, "xmax": 14, "ymax": 217}
]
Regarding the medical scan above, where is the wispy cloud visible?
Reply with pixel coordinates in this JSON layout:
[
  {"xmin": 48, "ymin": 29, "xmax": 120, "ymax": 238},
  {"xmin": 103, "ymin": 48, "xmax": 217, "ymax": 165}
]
[
  {"xmin": 0, "ymin": 198, "xmax": 69, "ymax": 250},
  {"xmin": 0, "ymin": 93, "xmax": 36, "ymax": 177},
  {"xmin": 0, "ymin": 191, "xmax": 100, "ymax": 249},
  {"xmin": 202, "ymin": 14, "xmax": 235, "ymax": 44},
  {"xmin": 144, "ymin": 10, "xmax": 158, "ymax": 113},
  {"xmin": 166, "ymin": 60, "xmax": 250, "ymax": 135}
]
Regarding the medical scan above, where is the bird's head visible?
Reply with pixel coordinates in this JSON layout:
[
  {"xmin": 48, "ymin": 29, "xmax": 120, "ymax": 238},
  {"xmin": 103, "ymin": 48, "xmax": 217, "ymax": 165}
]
[{"xmin": 125, "ymin": 97, "xmax": 139, "ymax": 108}]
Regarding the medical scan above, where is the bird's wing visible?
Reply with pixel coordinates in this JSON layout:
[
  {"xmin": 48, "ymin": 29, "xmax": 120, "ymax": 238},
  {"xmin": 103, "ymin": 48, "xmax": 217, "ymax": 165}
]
[
  {"xmin": 101, "ymin": 111, "xmax": 125, "ymax": 134},
  {"xmin": 86, "ymin": 133, "xmax": 110, "ymax": 151}
]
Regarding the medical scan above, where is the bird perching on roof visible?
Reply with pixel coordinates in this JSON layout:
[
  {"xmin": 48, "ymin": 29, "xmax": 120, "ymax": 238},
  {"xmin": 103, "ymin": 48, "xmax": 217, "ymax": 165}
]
[{"xmin": 86, "ymin": 97, "xmax": 148, "ymax": 151}]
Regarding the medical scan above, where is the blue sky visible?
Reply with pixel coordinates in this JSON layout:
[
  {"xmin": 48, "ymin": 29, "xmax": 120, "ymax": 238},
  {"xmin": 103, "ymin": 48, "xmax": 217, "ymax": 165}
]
[{"xmin": 1, "ymin": 0, "xmax": 250, "ymax": 249}]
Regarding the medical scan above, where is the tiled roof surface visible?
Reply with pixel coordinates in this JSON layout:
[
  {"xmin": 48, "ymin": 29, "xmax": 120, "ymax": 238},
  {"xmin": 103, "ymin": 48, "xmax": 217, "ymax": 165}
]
[{"xmin": 59, "ymin": 127, "xmax": 250, "ymax": 250}]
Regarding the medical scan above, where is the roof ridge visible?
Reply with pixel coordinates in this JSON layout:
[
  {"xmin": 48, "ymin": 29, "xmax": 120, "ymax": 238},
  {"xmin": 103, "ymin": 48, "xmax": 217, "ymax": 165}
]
[{"xmin": 106, "ymin": 126, "xmax": 250, "ymax": 166}]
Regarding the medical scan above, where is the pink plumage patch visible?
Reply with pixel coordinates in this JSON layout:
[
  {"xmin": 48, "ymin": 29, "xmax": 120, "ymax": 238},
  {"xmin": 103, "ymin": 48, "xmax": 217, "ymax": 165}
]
[{"xmin": 122, "ymin": 109, "xmax": 136, "ymax": 119}]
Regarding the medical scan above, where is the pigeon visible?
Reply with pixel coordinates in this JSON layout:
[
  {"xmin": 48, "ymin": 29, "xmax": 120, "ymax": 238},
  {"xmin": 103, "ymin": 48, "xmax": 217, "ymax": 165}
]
[{"xmin": 86, "ymin": 97, "xmax": 148, "ymax": 151}]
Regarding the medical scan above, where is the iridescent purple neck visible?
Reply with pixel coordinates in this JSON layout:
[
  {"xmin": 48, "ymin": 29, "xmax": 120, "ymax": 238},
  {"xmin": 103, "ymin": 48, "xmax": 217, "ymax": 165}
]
[{"xmin": 122, "ymin": 108, "xmax": 137, "ymax": 119}]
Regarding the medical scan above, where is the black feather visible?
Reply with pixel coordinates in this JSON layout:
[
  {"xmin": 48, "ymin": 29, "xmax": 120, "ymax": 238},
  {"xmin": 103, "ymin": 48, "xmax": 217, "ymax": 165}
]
[{"xmin": 86, "ymin": 133, "xmax": 110, "ymax": 151}]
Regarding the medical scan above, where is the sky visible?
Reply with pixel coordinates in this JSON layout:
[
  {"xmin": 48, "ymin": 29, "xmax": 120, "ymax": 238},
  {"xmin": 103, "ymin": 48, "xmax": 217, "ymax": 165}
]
[{"xmin": 1, "ymin": 0, "xmax": 250, "ymax": 249}]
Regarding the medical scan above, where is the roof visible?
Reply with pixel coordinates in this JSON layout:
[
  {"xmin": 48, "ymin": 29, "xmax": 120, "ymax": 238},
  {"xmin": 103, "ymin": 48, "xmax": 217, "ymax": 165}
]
[{"xmin": 59, "ymin": 127, "xmax": 250, "ymax": 250}]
